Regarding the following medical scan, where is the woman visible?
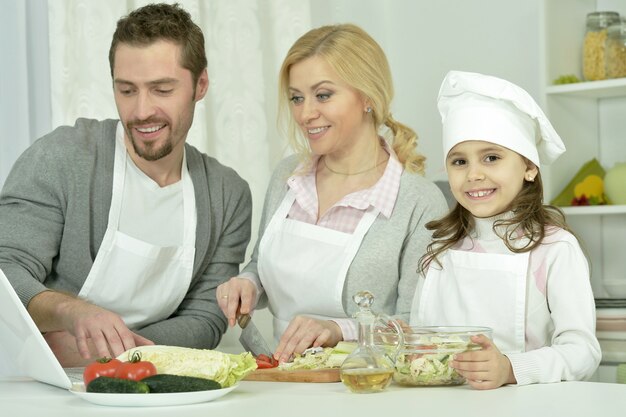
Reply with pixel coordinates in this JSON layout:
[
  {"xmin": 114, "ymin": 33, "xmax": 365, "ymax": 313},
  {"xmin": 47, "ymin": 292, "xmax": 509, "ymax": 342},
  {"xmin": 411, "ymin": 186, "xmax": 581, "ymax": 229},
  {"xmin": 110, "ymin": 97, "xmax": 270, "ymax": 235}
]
[{"xmin": 218, "ymin": 23, "xmax": 448, "ymax": 362}]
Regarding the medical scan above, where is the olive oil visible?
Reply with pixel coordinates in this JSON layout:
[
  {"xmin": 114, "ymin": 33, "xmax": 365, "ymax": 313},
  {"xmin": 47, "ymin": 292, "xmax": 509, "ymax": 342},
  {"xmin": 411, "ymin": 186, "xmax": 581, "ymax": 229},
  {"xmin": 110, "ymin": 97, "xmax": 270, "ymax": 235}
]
[
  {"xmin": 340, "ymin": 368, "xmax": 394, "ymax": 393},
  {"xmin": 340, "ymin": 291, "xmax": 400, "ymax": 394}
]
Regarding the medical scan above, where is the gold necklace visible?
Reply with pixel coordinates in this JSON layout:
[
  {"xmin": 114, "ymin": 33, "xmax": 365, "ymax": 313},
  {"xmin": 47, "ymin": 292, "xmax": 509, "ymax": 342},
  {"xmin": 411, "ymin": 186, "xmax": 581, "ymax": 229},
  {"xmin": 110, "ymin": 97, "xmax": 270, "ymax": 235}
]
[{"xmin": 322, "ymin": 155, "xmax": 389, "ymax": 176}]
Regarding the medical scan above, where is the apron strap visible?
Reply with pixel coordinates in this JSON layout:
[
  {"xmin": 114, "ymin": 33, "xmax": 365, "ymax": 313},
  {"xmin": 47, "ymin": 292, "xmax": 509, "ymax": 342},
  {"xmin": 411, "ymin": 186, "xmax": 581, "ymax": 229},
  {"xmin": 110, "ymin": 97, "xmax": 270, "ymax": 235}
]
[{"xmin": 109, "ymin": 124, "xmax": 129, "ymax": 228}]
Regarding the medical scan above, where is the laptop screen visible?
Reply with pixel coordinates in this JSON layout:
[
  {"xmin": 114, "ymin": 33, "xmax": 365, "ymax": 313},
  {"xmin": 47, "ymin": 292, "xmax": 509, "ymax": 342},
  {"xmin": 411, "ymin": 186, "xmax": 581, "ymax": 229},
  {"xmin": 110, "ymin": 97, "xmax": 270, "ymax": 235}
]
[{"xmin": 0, "ymin": 269, "xmax": 73, "ymax": 389}]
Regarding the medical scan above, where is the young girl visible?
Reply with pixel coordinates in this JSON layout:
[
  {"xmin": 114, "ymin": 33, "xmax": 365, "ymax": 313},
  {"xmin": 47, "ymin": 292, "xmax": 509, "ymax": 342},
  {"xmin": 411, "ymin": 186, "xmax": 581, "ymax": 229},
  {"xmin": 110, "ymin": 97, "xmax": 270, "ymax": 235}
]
[{"xmin": 411, "ymin": 71, "xmax": 601, "ymax": 389}]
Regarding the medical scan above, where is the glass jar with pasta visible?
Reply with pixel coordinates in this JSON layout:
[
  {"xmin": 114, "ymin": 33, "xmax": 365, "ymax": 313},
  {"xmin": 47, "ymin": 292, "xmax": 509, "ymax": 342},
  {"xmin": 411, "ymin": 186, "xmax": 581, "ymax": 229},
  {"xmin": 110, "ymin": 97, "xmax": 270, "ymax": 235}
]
[
  {"xmin": 606, "ymin": 22, "xmax": 626, "ymax": 79},
  {"xmin": 583, "ymin": 11, "xmax": 620, "ymax": 81}
]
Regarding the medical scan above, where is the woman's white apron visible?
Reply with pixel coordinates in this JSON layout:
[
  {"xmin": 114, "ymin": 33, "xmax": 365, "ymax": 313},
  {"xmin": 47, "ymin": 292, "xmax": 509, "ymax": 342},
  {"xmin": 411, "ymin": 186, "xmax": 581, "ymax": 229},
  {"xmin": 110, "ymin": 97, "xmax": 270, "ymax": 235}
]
[{"xmin": 258, "ymin": 189, "xmax": 378, "ymax": 343}]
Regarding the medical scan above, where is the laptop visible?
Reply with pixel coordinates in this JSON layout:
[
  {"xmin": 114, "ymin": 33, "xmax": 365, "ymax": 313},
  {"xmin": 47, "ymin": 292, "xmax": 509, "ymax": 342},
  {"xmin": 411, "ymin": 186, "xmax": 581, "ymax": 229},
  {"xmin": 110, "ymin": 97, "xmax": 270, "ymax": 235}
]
[{"xmin": 0, "ymin": 268, "xmax": 83, "ymax": 389}]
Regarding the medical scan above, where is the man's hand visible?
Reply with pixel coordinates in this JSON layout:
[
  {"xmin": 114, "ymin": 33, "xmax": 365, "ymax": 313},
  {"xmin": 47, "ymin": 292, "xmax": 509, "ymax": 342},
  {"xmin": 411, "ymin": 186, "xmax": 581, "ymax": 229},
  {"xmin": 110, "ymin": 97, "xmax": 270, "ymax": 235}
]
[
  {"xmin": 44, "ymin": 330, "xmax": 92, "ymax": 367},
  {"xmin": 274, "ymin": 316, "xmax": 342, "ymax": 363},
  {"xmin": 29, "ymin": 291, "xmax": 153, "ymax": 361},
  {"xmin": 43, "ymin": 330, "xmax": 151, "ymax": 367},
  {"xmin": 59, "ymin": 300, "xmax": 154, "ymax": 359}
]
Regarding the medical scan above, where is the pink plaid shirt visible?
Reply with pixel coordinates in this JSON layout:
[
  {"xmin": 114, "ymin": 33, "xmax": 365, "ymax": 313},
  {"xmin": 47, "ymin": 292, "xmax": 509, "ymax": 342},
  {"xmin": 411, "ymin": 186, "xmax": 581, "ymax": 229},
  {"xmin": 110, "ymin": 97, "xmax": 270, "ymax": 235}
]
[{"xmin": 286, "ymin": 149, "xmax": 403, "ymax": 233}]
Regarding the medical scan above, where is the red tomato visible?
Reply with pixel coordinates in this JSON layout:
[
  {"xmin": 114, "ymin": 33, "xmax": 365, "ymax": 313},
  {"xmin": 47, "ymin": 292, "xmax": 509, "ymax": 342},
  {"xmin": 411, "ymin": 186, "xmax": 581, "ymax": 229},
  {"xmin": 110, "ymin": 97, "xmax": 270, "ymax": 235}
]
[
  {"xmin": 255, "ymin": 354, "xmax": 279, "ymax": 369},
  {"xmin": 256, "ymin": 360, "xmax": 276, "ymax": 369},
  {"xmin": 114, "ymin": 351, "xmax": 157, "ymax": 381},
  {"xmin": 83, "ymin": 357, "xmax": 122, "ymax": 385},
  {"xmin": 256, "ymin": 354, "xmax": 272, "ymax": 363}
]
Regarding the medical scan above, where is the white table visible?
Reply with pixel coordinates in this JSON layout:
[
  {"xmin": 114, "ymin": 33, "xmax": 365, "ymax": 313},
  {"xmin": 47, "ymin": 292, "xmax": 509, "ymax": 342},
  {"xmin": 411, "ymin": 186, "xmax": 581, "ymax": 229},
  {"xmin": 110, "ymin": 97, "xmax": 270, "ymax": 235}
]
[{"xmin": 1, "ymin": 378, "xmax": 624, "ymax": 417}]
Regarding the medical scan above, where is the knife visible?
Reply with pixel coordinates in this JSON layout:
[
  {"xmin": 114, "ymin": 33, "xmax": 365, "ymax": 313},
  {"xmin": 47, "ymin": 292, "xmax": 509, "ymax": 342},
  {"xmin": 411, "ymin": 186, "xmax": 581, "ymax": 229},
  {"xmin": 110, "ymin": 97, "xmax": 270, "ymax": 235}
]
[{"xmin": 238, "ymin": 313, "xmax": 273, "ymax": 357}]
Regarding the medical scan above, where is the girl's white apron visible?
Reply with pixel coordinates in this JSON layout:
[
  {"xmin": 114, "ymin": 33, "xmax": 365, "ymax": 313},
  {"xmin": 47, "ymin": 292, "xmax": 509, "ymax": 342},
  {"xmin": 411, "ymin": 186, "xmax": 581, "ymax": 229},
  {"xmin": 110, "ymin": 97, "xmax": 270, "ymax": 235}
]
[{"xmin": 412, "ymin": 248, "xmax": 529, "ymax": 353}]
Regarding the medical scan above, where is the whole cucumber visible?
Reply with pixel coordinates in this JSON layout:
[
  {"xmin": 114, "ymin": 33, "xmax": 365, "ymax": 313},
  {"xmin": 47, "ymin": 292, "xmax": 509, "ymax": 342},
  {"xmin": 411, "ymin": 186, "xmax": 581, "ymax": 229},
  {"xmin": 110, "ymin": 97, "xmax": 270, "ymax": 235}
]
[
  {"xmin": 141, "ymin": 374, "xmax": 221, "ymax": 392},
  {"xmin": 87, "ymin": 376, "xmax": 150, "ymax": 393}
]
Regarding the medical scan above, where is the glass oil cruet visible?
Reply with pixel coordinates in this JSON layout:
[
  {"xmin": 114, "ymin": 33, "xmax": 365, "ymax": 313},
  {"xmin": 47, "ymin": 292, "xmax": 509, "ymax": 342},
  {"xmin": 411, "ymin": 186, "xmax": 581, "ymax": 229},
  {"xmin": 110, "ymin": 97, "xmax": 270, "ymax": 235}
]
[{"xmin": 340, "ymin": 291, "xmax": 402, "ymax": 393}]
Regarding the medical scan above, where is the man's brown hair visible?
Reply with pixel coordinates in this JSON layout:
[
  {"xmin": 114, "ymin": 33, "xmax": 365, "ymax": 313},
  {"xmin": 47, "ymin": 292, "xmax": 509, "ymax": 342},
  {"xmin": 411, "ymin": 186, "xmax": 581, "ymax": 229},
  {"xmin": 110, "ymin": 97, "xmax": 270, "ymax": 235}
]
[{"xmin": 109, "ymin": 3, "xmax": 207, "ymax": 85}]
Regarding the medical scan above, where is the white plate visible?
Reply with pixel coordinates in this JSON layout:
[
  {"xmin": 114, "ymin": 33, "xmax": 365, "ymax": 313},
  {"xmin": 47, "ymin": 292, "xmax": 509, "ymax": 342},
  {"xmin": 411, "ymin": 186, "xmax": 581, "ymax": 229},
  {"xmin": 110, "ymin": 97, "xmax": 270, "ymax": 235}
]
[{"xmin": 69, "ymin": 383, "xmax": 237, "ymax": 407}]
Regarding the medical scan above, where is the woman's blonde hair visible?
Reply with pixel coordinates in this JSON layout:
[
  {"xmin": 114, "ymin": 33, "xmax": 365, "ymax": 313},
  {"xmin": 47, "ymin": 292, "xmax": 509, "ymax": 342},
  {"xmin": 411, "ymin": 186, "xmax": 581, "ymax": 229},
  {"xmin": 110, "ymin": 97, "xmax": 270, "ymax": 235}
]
[{"xmin": 278, "ymin": 23, "xmax": 425, "ymax": 174}]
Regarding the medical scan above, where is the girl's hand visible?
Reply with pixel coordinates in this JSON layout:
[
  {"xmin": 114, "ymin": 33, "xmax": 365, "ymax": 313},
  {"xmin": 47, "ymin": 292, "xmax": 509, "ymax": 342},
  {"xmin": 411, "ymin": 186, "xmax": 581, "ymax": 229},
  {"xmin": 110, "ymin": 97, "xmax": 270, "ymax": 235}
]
[
  {"xmin": 217, "ymin": 277, "xmax": 258, "ymax": 327},
  {"xmin": 274, "ymin": 316, "xmax": 342, "ymax": 363},
  {"xmin": 449, "ymin": 334, "xmax": 517, "ymax": 390}
]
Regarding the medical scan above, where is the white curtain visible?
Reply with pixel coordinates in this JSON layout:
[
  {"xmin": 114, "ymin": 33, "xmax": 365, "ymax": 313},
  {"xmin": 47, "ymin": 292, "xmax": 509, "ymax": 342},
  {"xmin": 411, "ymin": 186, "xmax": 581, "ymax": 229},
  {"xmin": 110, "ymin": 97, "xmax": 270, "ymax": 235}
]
[
  {"xmin": 47, "ymin": 0, "xmax": 311, "ymax": 249},
  {"xmin": 0, "ymin": 0, "xmax": 51, "ymax": 188}
]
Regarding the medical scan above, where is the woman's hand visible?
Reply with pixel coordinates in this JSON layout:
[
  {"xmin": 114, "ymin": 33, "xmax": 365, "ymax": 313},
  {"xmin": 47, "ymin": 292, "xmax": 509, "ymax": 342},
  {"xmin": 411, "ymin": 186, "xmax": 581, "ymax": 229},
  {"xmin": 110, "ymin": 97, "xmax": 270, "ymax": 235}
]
[
  {"xmin": 449, "ymin": 334, "xmax": 516, "ymax": 390},
  {"xmin": 274, "ymin": 316, "xmax": 342, "ymax": 363},
  {"xmin": 217, "ymin": 277, "xmax": 258, "ymax": 327}
]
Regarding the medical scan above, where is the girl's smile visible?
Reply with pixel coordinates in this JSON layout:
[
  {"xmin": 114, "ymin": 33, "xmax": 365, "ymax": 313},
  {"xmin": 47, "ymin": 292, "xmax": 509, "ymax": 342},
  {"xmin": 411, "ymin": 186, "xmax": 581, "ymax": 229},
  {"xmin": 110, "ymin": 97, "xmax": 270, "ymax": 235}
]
[{"xmin": 446, "ymin": 140, "xmax": 537, "ymax": 218}]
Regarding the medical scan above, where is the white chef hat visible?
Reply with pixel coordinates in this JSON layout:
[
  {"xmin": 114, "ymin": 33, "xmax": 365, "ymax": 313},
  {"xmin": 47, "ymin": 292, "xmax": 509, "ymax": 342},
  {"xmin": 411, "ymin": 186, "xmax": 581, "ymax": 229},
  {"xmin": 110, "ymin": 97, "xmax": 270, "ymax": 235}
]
[{"xmin": 437, "ymin": 70, "xmax": 565, "ymax": 167}]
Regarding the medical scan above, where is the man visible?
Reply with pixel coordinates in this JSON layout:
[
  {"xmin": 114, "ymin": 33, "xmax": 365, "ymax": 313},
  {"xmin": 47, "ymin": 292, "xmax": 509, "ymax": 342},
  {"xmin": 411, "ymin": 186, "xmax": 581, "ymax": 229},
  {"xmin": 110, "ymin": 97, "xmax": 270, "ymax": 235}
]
[{"xmin": 0, "ymin": 3, "xmax": 252, "ymax": 366}]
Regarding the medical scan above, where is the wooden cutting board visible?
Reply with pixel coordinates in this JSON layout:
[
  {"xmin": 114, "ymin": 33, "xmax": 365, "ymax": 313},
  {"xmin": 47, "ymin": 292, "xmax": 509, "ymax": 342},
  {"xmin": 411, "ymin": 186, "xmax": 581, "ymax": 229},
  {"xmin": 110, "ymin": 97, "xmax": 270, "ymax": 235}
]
[{"xmin": 244, "ymin": 368, "xmax": 341, "ymax": 383}]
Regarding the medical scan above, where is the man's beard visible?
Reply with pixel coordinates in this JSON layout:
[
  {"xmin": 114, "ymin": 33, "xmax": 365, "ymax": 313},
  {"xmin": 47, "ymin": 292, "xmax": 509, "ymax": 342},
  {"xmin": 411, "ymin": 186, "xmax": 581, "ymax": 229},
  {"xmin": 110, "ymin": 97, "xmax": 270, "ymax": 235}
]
[
  {"xmin": 129, "ymin": 132, "xmax": 173, "ymax": 161},
  {"xmin": 125, "ymin": 119, "xmax": 173, "ymax": 161}
]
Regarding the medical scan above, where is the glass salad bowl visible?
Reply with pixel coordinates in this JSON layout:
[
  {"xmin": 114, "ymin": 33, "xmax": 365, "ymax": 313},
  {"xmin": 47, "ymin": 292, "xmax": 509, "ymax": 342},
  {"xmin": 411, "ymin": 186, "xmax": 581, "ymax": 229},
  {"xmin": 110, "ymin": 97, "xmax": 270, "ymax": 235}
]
[{"xmin": 391, "ymin": 326, "xmax": 492, "ymax": 386}]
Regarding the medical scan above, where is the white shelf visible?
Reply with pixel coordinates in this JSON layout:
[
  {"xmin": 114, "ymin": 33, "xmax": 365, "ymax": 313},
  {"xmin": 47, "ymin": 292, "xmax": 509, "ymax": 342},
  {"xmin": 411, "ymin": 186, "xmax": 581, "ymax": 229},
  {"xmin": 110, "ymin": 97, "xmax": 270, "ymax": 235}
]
[
  {"xmin": 561, "ymin": 205, "xmax": 626, "ymax": 215},
  {"xmin": 543, "ymin": 0, "xmax": 626, "ymax": 301},
  {"xmin": 546, "ymin": 78, "xmax": 626, "ymax": 98}
]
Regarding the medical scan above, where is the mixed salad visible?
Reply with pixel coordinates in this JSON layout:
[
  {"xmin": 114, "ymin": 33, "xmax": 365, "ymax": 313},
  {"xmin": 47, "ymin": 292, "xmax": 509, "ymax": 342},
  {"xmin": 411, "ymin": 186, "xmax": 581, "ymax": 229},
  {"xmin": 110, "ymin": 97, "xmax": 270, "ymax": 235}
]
[
  {"xmin": 393, "ymin": 336, "xmax": 477, "ymax": 386},
  {"xmin": 278, "ymin": 342, "xmax": 357, "ymax": 370}
]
